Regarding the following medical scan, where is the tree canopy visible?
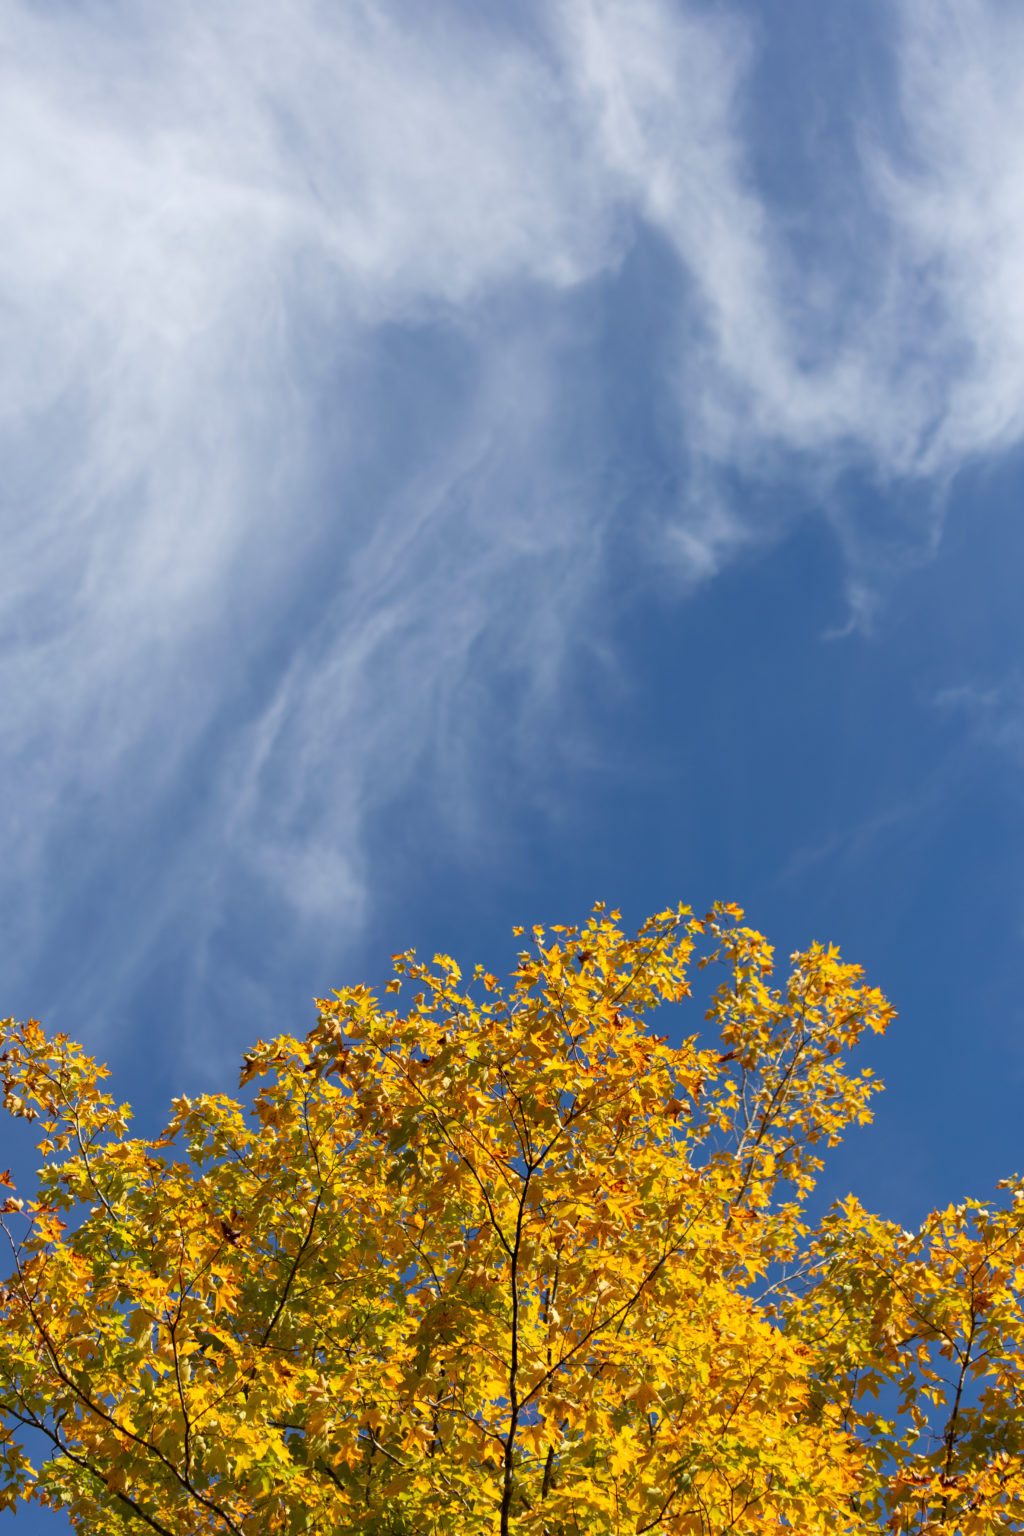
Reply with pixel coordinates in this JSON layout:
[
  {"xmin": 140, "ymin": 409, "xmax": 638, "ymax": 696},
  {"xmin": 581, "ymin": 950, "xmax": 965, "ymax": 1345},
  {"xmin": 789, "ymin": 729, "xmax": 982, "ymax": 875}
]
[{"xmin": 1, "ymin": 901, "xmax": 1022, "ymax": 1533}]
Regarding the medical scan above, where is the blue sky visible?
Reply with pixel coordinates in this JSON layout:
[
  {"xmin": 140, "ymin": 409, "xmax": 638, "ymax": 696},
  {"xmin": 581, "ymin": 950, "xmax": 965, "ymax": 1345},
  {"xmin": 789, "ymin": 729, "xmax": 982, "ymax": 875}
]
[{"xmin": 4, "ymin": 0, "xmax": 1024, "ymax": 1374}]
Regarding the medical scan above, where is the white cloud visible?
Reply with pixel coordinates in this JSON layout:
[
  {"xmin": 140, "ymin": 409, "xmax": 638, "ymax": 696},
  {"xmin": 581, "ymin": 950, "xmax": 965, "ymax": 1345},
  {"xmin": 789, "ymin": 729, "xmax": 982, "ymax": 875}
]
[
  {"xmin": 5, "ymin": 0, "xmax": 1024, "ymax": 1049},
  {"xmin": 562, "ymin": 0, "xmax": 1024, "ymax": 481},
  {"xmin": 935, "ymin": 679, "xmax": 1024, "ymax": 760},
  {"xmin": 0, "ymin": 0, "xmax": 623, "ymax": 997},
  {"xmin": 873, "ymin": 0, "xmax": 1024, "ymax": 468}
]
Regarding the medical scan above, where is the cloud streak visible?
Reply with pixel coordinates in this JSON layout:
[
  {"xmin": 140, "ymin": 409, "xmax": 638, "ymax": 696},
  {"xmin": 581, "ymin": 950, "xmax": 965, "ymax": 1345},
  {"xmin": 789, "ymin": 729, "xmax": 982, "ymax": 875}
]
[{"xmin": 4, "ymin": 0, "xmax": 1024, "ymax": 1057}]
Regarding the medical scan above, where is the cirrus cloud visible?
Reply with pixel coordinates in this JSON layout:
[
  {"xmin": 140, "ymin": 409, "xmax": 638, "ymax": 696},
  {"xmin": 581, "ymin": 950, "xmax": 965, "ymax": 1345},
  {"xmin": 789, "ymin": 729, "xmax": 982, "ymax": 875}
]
[{"xmin": 3, "ymin": 0, "xmax": 1024, "ymax": 1059}]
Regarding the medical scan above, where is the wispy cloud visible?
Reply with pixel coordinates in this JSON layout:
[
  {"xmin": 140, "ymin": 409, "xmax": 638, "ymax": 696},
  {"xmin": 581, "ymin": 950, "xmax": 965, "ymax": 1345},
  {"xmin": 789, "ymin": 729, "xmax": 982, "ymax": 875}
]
[
  {"xmin": 934, "ymin": 678, "xmax": 1024, "ymax": 761},
  {"xmin": 878, "ymin": 0, "xmax": 1024, "ymax": 466},
  {"xmin": 4, "ymin": 0, "xmax": 1024, "ymax": 1056},
  {"xmin": 558, "ymin": 0, "xmax": 1024, "ymax": 586}
]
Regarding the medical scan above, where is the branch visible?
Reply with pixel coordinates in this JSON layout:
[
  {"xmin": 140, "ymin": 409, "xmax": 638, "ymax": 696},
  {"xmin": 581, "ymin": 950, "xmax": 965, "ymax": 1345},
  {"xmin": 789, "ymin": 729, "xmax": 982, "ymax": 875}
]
[
  {"xmin": 0, "ymin": 1401, "xmax": 178, "ymax": 1536},
  {"xmin": 259, "ymin": 1188, "xmax": 323, "ymax": 1348},
  {"xmin": 8, "ymin": 1253, "xmax": 246, "ymax": 1536}
]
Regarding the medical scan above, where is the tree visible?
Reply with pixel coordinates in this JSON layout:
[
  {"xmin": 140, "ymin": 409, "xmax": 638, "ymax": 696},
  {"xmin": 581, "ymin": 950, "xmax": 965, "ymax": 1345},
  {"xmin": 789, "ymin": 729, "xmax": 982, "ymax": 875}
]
[{"xmin": 0, "ymin": 901, "xmax": 1021, "ymax": 1534}]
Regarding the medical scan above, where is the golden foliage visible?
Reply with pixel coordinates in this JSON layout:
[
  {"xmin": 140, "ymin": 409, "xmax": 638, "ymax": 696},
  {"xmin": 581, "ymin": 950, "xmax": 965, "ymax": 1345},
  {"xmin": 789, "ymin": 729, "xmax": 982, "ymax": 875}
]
[{"xmin": 0, "ymin": 902, "xmax": 1018, "ymax": 1533}]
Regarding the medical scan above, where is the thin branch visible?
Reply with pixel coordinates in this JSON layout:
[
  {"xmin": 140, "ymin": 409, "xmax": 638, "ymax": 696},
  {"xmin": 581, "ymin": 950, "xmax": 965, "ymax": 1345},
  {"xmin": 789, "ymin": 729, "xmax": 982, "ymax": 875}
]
[
  {"xmin": 1, "ymin": 1401, "xmax": 180, "ymax": 1536},
  {"xmin": 7, "ymin": 1252, "xmax": 246, "ymax": 1535},
  {"xmin": 259, "ymin": 1188, "xmax": 323, "ymax": 1348}
]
